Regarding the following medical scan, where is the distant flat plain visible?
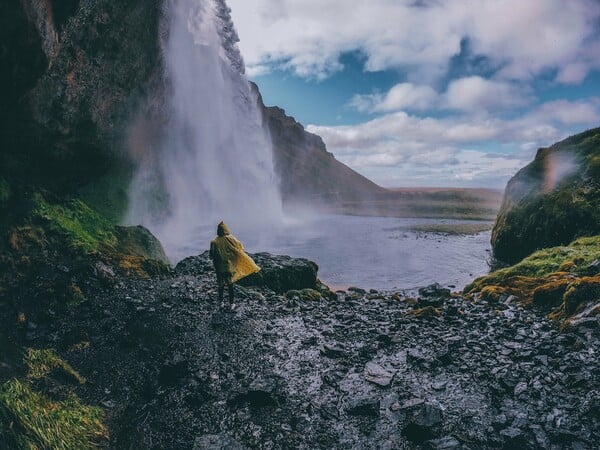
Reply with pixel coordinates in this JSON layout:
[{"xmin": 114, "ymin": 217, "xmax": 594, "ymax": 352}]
[{"xmin": 307, "ymin": 187, "xmax": 504, "ymax": 228}]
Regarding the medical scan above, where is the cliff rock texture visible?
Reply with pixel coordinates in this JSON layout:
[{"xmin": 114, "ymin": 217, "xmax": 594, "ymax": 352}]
[
  {"xmin": 0, "ymin": 0, "xmax": 163, "ymax": 201},
  {"xmin": 492, "ymin": 127, "xmax": 600, "ymax": 263},
  {"xmin": 0, "ymin": 1, "xmax": 382, "ymax": 220},
  {"xmin": 260, "ymin": 101, "xmax": 385, "ymax": 202}
]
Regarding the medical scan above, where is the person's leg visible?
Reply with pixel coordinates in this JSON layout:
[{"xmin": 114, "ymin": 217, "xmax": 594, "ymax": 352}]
[{"xmin": 228, "ymin": 283, "xmax": 234, "ymax": 303}]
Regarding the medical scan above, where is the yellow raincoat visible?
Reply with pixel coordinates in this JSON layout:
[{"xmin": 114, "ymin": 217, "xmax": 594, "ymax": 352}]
[{"xmin": 209, "ymin": 222, "xmax": 260, "ymax": 283}]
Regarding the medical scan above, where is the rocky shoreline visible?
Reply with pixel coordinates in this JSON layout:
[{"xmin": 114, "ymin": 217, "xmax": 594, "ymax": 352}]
[{"xmin": 5, "ymin": 253, "xmax": 598, "ymax": 449}]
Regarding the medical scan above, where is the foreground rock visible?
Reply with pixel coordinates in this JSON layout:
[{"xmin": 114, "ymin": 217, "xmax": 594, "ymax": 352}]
[
  {"xmin": 3, "ymin": 260, "xmax": 598, "ymax": 449},
  {"xmin": 176, "ymin": 252, "xmax": 320, "ymax": 293}
]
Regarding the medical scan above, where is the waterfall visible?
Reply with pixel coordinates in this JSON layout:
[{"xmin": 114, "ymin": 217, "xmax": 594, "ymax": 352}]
[{"xmin": 126, "ymin": 0, "xmax": 282, "ymax": 262}]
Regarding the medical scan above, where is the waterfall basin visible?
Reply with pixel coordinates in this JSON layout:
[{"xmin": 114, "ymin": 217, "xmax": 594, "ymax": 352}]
[{"xmin": 170, "ymin": 214, "xmax": 493, "ymax": 292}]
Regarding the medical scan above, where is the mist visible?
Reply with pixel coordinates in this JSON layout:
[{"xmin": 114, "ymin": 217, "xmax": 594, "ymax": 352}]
[{"xmin": 126, "ymin": 0, "xmax": 282, "ymax": 263}]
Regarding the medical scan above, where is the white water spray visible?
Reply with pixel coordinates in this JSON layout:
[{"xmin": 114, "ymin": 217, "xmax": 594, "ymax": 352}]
[{"xmin": 127, "ymin": 0, "xmax": 282, "ymax": 262}]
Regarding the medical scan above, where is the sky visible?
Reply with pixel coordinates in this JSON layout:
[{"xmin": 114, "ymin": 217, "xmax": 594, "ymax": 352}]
[{"xmin": 228, "ymin": 0, "xmax": 600, "ymax": 188}]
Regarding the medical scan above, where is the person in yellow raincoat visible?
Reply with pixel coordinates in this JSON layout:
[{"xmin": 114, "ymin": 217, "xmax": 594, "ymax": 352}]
[{"xmin": 209, "ymin": 221, "xmax": 260, "ymax": 309}]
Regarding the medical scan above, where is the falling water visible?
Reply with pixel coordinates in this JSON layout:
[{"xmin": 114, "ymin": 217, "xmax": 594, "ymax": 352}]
[{"xmin": 126, "ymin": 0, "xmax": 282, "ymax": 262}]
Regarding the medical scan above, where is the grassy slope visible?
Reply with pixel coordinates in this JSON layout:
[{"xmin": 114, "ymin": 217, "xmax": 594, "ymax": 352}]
[{"xmin": 465, "ymin": 236, "xmax": 600, "ymax": 326}]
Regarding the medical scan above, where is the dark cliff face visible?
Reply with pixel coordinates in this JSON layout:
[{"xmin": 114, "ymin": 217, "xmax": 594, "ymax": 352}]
[
  {"xmin": 492, "ymin": 127, "xmax": 600, "ymax": 263},
  {"xmin": 0, "ymin": 0, "xmax": 163, "ymax": 196},
  {"xmin": 251, "ymin": 84, "xmax": 385, "ymax": 203},
  {"xmin": 0, "ymin": 1, "xmax": 382, "ymax": 222}
]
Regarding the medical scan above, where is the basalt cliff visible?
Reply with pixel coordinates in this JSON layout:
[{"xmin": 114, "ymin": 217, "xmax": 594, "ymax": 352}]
[
  {"xmin": 492, "ymin": 127, "xmax": 600, "ymax": 264},
  {"xmin": 0, "ymin": 0, "xmax": 381, "ymax": 223}
]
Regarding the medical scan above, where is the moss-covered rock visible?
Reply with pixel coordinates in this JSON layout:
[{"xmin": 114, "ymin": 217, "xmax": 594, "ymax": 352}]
[
  {"xmin": 406, "ymin": 306, "xmax": 441, "ymax": 318},
  {"xmin": 1, "ymin": 193, "xmax": 169, "ymax": 310},
  {"xmin": 25, "ymin": 194, "xmax": 168, "ymax": 266},
  {"xmin": 465, "ymin": 235, "xmax": 600, "ymax": 324},
  {"xmin": 492, "ymin": 127, "xmax": 600, "ymax": 264}
]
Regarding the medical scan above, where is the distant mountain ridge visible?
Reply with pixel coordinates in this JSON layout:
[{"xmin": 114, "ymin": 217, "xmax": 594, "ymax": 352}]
[{"xmin": 252, "ymin": 85, "xmax": 385, "ymax": 202}]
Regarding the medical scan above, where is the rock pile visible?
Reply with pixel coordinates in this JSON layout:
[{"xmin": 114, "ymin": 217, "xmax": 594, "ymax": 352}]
[{"xmin": 10, "ymin": 254, "xmax": 600, "ymax": 449}]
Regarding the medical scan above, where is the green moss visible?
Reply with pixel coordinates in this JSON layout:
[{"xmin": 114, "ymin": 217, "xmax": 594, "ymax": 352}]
[
  {"xmin": 32, "ymin": 195, "xmax": 118, "ymax": 253},
  {"xmin": 0, "ymin": 379, "xmax": 107, "ymax": 449},
  {"xmin": 466, "ymin": 235, "xmax": 600, "ymax": 293},
  {"xmin": 77, "ymin": 167, "xmax": 133, "ymax": 223},
  {"xmin": 587, "ymin": 154, "xmax": 600, "ymax": 178},
  {"xmin": 24, "ymin": 349, "xmax": 86, "ymax": 384},
  {"xmin": 115, "ymin": 225, "xmax": 169, "ymax": 264}
]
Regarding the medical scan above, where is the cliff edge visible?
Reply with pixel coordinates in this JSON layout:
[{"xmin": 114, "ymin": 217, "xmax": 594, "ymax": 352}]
[{"xmin": 492, "ymin": 127, "xmax": 600, "ymax": 264}]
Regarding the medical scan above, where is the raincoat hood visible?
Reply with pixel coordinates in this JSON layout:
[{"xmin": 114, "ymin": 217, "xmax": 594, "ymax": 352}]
[{"xmin": 217, "ymin": 221, "xmax": 231, "ymax": 237}]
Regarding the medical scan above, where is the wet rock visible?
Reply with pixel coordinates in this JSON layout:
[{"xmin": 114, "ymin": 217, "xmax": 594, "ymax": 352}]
[
  {"xmin": 346, "ymin": 396, "xmax": 380, "ymax": 417},
  {"xmin": 193, "ymin": 434, "xmax": 245, "ymax": 450},
  {"xmin": 584, "ymin": 259, "xmax": 600, "ymax": 276},
  {"xmin": 376, "ymin": 333, "xmax": 393, "ymax": 347},
  {"xmin": 240, "ymin": 253, "xmax": 318, "ymax": 293},
  {"xmin": 320, "ymin": 343, "xmax": 346, "ymax": 358},
  {"xmin": 159, "ymin": 354, "xmax": 190, "ymax": 386},
  {"xmin": 363, "ymin": 362, "xmax": 394, "ymax": 387},
  {"xmin": 418, "ymin": 283, "xmax": 451, "ymax": 298},
  {"xmin": 348, "ymin": 286, "xmax": 366, "ymax": 294},
  {"xmin": 402, "ymin": 403, "xmax": 443, "ymax": 444},
  {"xmin": 424, "ymin": 436, "xmax": 461, "ymax": 449},
  {"xmin": 93, "ymin": 261, "xmax": 116, "ymax": 285},
  {"xmin": 229, "ymin": 376, "xmax": 281, "ymax": 408},
  {"xmin": 285, "ymin": 288, "xmax": 322, "ymax": 301},
  {"xmin": 301, "ymin": 336, "xmax": 318, "ymax": 346},
  {"xmin": 499, "ymin": 427, "xmax": 529, "ymax": 448},
  {"xmin": 399, "ymin": 398, "xmax": 425, "ymax": 410},
  {"xmin": 401, "ymin": 403, "xmax": 444, "ymax": 443},
  {"xmin": 492, "ymin": 414, "xmax": 508, "ymax": 430},
  {"xmin": 514, "ymin": 381, "xmax": 528, "ymax": 396}
]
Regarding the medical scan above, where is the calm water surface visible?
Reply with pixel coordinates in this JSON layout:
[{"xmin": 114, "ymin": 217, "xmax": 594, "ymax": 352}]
[{"xmin": 174, "ymin": 214, "xmax": 493, "ymax": 291}]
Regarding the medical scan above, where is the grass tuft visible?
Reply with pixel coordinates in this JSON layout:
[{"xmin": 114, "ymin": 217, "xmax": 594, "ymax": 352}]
[
  {"xmin": 0, "ymin": 379, "xmax": 107, "ymax": 449},
  {"xmin": 25, "ymin": 349, "xmax": 86, "ymax": 385}
]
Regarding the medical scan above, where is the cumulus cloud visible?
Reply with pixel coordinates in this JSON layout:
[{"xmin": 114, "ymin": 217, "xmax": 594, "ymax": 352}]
[
  {"xmin": 229, "ymin": 0, "xmax": 600, "ymax": 82},
  {"xmin": 227, "ymin": 0, "xmax": 600, "ymax": 187},
  {"xmin": 349, "ymin": 77, "xmax": 531, "ymax": 115},
  {"xmin": 349, "ymin": 83, "xmax": 438, "ymax": 112},
  {"xmin": 533, "ymin": 99, "xmax": 600, "ymax": 126},
  {"xmin": 306, "ymin": 98, "xmax": 600, "ymax": 187},
  {"xmin": 443, "ymin": 76, "xmax": 530, "ymax": 112}
]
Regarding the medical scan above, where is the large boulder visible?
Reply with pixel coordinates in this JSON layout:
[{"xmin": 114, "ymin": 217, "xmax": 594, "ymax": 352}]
[
  {"xmin": 176, "ymin": 252, "xmax": 319, "ymax": 293},
  {"xmin": 492, "ymin": 127, "xmax": 600, "ymax": 263}
]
